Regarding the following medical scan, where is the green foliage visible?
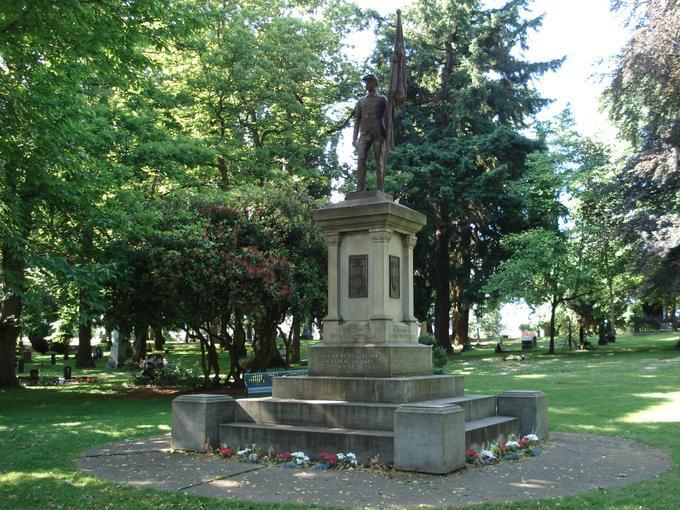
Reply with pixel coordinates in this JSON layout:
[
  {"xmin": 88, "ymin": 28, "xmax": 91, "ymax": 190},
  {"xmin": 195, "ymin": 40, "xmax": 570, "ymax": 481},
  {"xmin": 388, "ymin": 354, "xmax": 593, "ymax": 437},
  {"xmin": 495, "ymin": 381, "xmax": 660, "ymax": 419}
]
[
  {"xmin": 485, "ymin": 227, "xmax": 592, "ymax": 352},
  {"xmin": 134, "ymin": 363, "xmax": 203, "ymax": 389},
  {"xmin": 0, "ymin": 0, "xmax": 362, "ymax": 387},
  {"xmin": 476, "ymin": 306, "xmax": 504, "ymax": 339},
  {"xmin": 417, "ymin": 334, "xmax": 436, "ymax": 346},
  {"xmin": 375, "ymin": 0, "xmax": 562, "ymax": 347},
  {"xmin": 160, "ymin": 0, "xmax": 363, "ymax": 193},
  {"xmin": 104, "ymin": 183, "xmax": 326, "ymax": 380},
  {"xmin": 431, "ymin": 345, "xmax": 448, "ymax": 368}
]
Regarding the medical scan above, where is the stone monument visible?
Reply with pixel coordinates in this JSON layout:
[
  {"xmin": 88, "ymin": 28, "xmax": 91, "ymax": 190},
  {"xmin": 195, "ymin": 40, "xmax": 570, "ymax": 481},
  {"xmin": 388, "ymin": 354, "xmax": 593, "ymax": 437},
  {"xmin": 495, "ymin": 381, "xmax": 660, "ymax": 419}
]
[{"xmin": 172, "ymin": 10, "xmax": 548, "ymax": 474}]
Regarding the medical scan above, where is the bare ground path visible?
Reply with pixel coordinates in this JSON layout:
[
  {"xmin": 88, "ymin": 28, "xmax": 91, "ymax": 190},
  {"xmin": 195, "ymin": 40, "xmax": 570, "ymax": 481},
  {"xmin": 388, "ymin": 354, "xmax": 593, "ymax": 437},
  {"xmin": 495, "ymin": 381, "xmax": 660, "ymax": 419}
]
[{"xmin": 77, "ymin": 432, "xmax": 672, "ymax": 508}]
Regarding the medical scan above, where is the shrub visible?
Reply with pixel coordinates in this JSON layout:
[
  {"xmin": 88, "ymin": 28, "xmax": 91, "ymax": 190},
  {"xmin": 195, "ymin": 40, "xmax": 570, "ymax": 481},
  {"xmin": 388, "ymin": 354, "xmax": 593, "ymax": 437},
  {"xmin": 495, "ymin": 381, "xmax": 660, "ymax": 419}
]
[
  {"xmin": 49, "ymin": 338, "xmax": 70, "ymax": 355},
  {"xmin": 28, "ymin": 322, "xmax": 51, "ymax": 353},
  {"xmin": 30, "ymin": 337, "xmax": 50, "ymax": 354},
  {"xmin": 432, "ymin": 345, "xmax": 448, "ymax": 368},
  {"xmin": 418, "ymin": 334, "xmax": 436, "ymax": 346},
  {"xmin": 134, "ymin": 363, "xmax": 202, "ymax": 389}
]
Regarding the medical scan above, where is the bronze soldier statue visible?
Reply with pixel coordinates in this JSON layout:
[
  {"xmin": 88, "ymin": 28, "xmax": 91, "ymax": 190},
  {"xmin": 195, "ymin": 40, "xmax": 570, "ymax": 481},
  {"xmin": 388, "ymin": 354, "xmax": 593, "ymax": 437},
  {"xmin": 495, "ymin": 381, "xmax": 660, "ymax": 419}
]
[
  {"xmin": 351, "ymin": 11, "xmax": 407, "ymax": 193},
  {"xmin": 352, "ymin": 74, "xmax": 389, "ymax": 192}
]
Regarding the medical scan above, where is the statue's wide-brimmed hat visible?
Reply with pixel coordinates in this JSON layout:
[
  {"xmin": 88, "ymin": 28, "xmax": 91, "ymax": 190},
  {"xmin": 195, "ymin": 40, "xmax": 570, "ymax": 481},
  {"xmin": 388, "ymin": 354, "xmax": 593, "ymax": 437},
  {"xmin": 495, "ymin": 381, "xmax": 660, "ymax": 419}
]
[{"xmin": 362, "ymin": 74, "xmax": 379, "ymax": 84}]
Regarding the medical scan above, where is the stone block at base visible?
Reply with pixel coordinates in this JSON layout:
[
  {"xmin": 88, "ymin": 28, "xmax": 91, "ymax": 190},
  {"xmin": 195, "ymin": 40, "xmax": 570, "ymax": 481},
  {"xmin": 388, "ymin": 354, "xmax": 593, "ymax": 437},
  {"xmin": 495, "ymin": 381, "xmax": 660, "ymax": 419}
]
[
  {"xmin": 172, "ymin": 394, "xmax": 235, "ymax": 452},
  {"xmin": 309, "ymin": 343, "xmax": 432, "ymax": 377},
  {"xmin": 394, "ymin": 403, "xmax": 465, "ymax": 474},
  {"xmin": 497, "ymin": 390, "xmax": 549, "ymax": 440}
]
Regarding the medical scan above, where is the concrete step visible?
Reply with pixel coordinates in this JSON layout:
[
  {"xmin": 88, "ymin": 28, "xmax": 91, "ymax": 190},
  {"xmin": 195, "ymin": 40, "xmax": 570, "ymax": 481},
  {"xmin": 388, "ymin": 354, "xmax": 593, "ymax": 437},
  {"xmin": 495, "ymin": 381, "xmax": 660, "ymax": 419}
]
[
  {"xmin": 465, "ymin": 416, "xmax": 519, "ymax": 450},
  {"xmin": 235, "ymin": 394, "xmax": 497, "ymax": 431},
  {"xmin": 236, "ymin": 398, "xmax": 398, "ymax": 430},
  {"xmin": 220, "ymin": 422, "xmax": 394, "ymax": 464},
  {"xmin": 273, "ymin": 374, "xmax": 464, "ymax": 403}
]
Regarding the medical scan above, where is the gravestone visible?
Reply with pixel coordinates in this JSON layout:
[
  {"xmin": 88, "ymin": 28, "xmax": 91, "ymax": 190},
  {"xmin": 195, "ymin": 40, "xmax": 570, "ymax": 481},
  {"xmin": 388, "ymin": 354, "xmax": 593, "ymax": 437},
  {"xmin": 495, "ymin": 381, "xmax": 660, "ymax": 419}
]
[
  {"xmin": 63, "ymin": 366, "xmax": 72, "ymax": 381},
  {"xmin": 21, "ymin": 350, "xmax": 32, "ymax": 363},
  {"xmin": 94, "ymin": 346, "xmax": 103, "ymax": 360},
  {"xmin": 107, "ymin": 330, "xmax": 127, "ymax": 369},
  {"xmin": 17, "ymin": 358, "xmax": 24, "ymax": 373},
  {"xmin": 51, "ymin": 353, "xmax": 56, "ymax": 365},
  {"xmin": 29, "ymin": 368, "xmax": 39, "ymax": 383}
]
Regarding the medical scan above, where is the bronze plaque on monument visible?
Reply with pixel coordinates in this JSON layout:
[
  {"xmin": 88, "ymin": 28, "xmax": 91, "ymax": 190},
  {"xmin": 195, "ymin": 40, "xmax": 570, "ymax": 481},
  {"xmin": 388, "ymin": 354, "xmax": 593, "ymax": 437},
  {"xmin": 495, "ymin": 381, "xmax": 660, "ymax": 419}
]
[
  {"xmin": 389, "ymin": 255, "xmax": 400, "ymax": 298},
  {"xmin": 348, "ymin": 255, "xmax": 368, "ymax": 298}
]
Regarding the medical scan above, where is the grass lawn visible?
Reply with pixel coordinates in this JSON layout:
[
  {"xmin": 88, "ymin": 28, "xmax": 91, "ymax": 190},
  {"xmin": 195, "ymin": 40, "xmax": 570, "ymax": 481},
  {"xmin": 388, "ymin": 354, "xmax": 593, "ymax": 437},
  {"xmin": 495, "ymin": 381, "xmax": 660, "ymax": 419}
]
[{"xmin": 1, "ymin": 332, "xmax": 678, "ymax": 509}]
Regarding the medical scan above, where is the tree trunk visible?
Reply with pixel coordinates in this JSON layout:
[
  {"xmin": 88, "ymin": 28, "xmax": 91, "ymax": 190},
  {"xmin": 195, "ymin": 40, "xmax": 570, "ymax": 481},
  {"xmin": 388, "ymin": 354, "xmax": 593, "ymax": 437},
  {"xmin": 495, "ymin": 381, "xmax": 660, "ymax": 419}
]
[
  {"xmin": 217, "ymin": 155, "xmax": 229, "ymax": 190},
  {"xmin": 227, "ymin": 315, "xmax": 247, "ymax": 385},
  {"xmin": 0, "ymin": 325, "xmax": 20, "ymax": 388},
  {"xmin": 433, "ymin": 224, "xmax": 452, "ymax": 352},
  {"xmin": 668, "ymin": 297, "xmax": 678, "ymax": 331},
  {"xmin": 76, "ymin": 227, "xmax": 95, "ymax": 368},
  {"xmin": 567, "ymin": 319, "xmax": 571, "ymax": 350},
  {"xmin": 451, "ymin": 224, "xmax": 472, "ymax": 349},
  {"xmin": 0, "ymin": 243, "xmax": 25, "ymax": 388},
  {"xmin": 207, "ymin": 336, "xmax": 220, "ymax": 384},
  {"xmin": 290, "ymin": 314, "xmax": 301, "ymax": 364},
  {"xmin": 607, "ymin": 278, "xmax": 617, "ymax": 337},
  {"xmin": 153, "ymin": 326, "xmax": 165, "ymax": 351},
  {"xmin": 132, "ymin": 322, "xmax": 148, "ymax": 362},
  {"xmin": 105, "ymin": 327, "xmax": 112, "ymax": 349},
  {"xmin": 549, "ymin": 300, "xmax": 557, "ymax": 354},
  {"xmin": 249, "ymin": 311, "xmax": 285, "ymax": 370},
  {"xmin": 453, "ymin": 302, "xmax": 470, "ymax": 347},
  {"xmin": 76, "ymin": 319, "xmax": 95, "ymax": 368}
]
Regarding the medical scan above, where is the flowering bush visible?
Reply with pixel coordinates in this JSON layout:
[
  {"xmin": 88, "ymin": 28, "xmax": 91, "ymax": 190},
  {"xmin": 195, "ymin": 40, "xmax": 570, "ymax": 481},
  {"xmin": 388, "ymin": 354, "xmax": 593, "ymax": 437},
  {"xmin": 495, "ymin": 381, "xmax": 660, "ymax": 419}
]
[{"xmin": 466, "ymin": 434, "xmax": 542, "ymax": 465}]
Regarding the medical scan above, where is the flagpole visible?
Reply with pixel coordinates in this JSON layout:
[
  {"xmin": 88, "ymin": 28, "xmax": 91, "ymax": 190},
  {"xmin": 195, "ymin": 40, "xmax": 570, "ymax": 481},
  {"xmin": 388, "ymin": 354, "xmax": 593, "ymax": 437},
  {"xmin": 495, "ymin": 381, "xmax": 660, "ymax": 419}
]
[{"xmin": 382, "ymin": 9, "xmax": 407, "ymax": 180}]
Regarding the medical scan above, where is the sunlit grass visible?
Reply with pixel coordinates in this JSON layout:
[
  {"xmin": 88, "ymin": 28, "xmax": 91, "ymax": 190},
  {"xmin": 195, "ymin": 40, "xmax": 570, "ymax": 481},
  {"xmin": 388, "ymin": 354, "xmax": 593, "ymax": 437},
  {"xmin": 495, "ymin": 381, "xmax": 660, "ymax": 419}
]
[
  {"xmin": 623, "ymin": 391, "xmax": 680, "ymax": 424},
  {"xmin": 1, "ymin": 331, "xmax": 679, "ymax": 509}
]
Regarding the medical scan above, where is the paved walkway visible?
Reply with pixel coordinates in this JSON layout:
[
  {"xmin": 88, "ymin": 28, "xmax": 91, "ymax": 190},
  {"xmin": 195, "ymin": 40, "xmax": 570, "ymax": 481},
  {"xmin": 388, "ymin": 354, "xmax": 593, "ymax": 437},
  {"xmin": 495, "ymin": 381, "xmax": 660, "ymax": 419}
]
[{"xmin": 77, "ymin": 432, "xmax": 672, "ymax": 508}]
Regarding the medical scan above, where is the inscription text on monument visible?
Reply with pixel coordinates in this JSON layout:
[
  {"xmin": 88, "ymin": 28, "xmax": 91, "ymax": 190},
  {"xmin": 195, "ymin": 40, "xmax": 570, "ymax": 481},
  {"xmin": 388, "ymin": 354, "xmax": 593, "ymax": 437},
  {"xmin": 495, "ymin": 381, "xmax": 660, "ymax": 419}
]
[{"xmin": 317, "ymin": 351, "xmax": 383, "ymax": 371}]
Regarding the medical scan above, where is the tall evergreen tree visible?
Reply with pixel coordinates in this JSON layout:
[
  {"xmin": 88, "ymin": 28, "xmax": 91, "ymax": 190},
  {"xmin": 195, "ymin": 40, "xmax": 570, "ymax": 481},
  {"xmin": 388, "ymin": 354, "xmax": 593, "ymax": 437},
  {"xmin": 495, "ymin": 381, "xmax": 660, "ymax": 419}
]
[{"xmin": 378, "ymin": 0, "xmax": 561, "ymax": 350}]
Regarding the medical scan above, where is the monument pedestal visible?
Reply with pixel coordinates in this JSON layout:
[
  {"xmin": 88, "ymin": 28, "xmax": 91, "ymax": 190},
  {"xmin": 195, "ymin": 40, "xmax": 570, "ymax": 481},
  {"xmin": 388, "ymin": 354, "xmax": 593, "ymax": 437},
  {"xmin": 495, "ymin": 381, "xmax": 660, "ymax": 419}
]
[{"xmin": 312, "ymin": 193, "xmax": 425, "ymax": 357}]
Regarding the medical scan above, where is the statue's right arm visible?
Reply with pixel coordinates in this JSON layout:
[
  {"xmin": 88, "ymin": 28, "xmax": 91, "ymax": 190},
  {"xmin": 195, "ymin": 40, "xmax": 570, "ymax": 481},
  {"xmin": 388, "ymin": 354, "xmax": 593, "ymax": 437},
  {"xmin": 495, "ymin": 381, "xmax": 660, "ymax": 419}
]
[{"xmin": 352, "ymin": 100, "xmax": 361, "ymax": 144}]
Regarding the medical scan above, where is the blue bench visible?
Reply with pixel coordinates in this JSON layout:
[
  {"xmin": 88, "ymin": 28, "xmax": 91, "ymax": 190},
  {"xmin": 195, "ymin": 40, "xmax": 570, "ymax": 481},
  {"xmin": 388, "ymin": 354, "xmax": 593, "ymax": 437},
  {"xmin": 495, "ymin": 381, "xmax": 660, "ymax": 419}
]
[{"xmin": 244, "ymin": 368, "xmax": 308, "ymax": 397}]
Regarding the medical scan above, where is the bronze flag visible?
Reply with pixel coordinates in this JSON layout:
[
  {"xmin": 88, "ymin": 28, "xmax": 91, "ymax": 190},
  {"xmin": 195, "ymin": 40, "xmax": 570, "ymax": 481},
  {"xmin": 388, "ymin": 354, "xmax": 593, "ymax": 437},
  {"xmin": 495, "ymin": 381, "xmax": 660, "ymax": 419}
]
[{"xmin": 384, "ymin": 9, "xmax": 407, "ymax": 164}]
